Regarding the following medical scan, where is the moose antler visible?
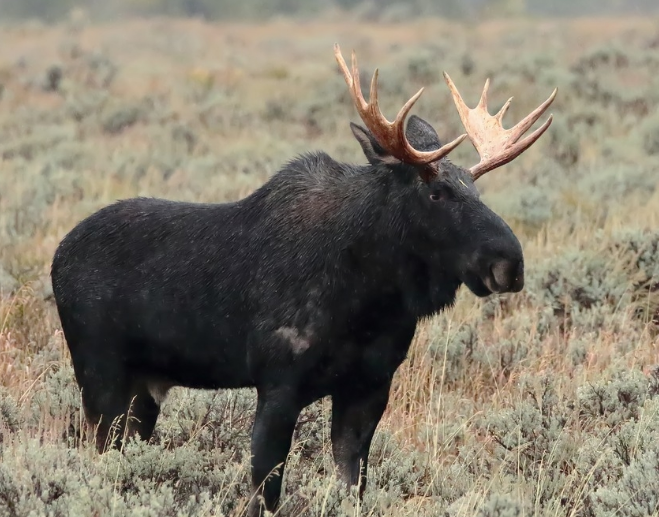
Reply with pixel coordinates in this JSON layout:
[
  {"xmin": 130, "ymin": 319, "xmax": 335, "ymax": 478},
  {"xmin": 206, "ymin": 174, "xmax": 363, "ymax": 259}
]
[
  {"xmin": 443, "ymin": 72, "xmax": 557, "ymax": 180},
  {"xmin": 334, "ymin": 44, "xmax": 467, "ymax": 167}
]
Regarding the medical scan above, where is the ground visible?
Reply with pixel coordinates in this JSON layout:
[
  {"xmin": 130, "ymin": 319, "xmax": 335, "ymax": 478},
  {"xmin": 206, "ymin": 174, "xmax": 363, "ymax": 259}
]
[{"xmin": 0, "ymin": 13, "xmax": 659, "ymax": 517}]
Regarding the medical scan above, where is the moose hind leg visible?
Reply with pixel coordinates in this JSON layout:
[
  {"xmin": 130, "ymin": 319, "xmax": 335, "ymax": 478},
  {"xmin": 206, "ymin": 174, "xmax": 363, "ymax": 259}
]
[
  {"xmin": 75, "ymin": 359, "xmax": 132, "ymax": 453},
  {"xmin": 124, "ymin": 379, "xmax": 169, "ymax": 443},
  {"xmin": 59, "ymin": 318, "xmax": 134, "ymax": 453}
]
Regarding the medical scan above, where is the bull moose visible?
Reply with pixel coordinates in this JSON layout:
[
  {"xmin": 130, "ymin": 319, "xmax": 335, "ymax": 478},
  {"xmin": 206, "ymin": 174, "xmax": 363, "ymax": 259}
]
[{"xmin": 50, "ymin": 44, "xmax": 557, "ymax": 515}]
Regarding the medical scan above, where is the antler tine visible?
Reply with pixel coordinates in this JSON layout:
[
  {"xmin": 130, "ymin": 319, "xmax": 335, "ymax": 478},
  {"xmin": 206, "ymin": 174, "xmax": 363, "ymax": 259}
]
[
  {"xmin": 470, "ymin": 113, "xmax": 554, "ymax": 180},
  {"xmin": 335, "ymin": 47, "xmax": 364, "ymax": 112},
  {"xmin": 507, "ymin": 87, "xmax": 558, "ymax": 144},
  {"xmin": 478, "ymin": 78, "xmax": 490, "ymax": 109},
  {"xmin": 334, "ymin": 43, "xmax": 467, "ymax": 169},
  {"xmin": 495, "ymin": 97, "xmax": 513, "ymax": 124},
  {"xmin": 367, "ymin": 67, "xmax": 399, "ymax": 130},
  {"xmin": 369, "ymin": 68, "xmax": 379, "ymax": 114},
  {"xmin": 443, "ymin": 71, "xmax": 557, "ymax": 181},
  {"xmin": 443, "ymin": 72, "xmax": 471, "ymax": 125},
  {"xmin": 350, "ymin": 50, "xmax": 367, "ymax": 111}
]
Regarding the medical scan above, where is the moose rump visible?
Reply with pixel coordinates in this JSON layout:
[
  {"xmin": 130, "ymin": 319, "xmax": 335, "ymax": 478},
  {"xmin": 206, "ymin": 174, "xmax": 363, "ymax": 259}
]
[{"xmin": 51, "ymin": 198, "xmax": 289, "ymax": 436}]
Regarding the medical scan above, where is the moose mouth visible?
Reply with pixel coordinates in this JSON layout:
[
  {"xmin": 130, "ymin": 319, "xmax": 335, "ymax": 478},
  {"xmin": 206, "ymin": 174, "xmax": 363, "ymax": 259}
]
[{"xmin": 463, "ymin": 273, "xmax": 494, "ymax": 298}]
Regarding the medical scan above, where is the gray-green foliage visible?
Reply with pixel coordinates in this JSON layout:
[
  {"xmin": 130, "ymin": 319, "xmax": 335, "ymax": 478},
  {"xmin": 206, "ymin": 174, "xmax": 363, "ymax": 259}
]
[
  {"xmin": 635, "ymin": 107, "xmax": 659, "ymax": 157},
  {"xmin": 476, "ymin": 494, "xmax": 527, "ymax": 517},
  {"xmin": 0, "ymin": 389, "xmax": 22, "ymax": 433}
]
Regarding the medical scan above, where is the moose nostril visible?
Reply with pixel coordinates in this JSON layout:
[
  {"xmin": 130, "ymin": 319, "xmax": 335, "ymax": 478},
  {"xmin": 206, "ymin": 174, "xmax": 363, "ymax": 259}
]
[
  {"xmin": 490, "ymin": 261, "xmax": 508, "ymax": 286},
  {"xmin": 490, "ymin": 259, "xmax": 524, "ymax": 292}
]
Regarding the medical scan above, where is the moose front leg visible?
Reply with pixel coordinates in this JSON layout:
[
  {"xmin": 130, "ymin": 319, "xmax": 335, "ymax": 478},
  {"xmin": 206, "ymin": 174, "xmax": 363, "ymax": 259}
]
[
  {"xmin": 330, "ymin": 381, "xmax": 391, "ymax": 497},
  {"xmin": 247, "ymin": 387, "xmax": 302, "ymax": 517}
]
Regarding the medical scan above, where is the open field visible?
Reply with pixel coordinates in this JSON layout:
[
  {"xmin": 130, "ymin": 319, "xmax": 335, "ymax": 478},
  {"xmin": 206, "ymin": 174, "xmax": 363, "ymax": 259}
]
[{"xmin": 1, "ymin": 13, "xmax": 659, "ymax": 517}]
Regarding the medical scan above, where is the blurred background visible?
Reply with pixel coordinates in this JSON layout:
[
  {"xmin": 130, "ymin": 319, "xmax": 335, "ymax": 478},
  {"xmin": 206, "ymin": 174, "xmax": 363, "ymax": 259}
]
[{"xmin": 1, "ymin": 0, "xmax": 659, "ymax": 21}]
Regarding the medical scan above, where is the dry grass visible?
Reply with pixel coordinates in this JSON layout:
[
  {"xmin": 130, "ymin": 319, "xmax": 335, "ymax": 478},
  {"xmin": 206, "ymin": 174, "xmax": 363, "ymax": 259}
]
[{"xmin": 1, "ymin": 13, "xmax": 659, "ymax": 517}]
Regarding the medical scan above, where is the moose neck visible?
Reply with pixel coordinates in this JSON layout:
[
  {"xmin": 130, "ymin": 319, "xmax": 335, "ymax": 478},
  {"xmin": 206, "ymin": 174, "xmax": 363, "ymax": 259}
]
[{"xmin": 353, "ymin": 163, "xmax": 464, "ymax": 319}]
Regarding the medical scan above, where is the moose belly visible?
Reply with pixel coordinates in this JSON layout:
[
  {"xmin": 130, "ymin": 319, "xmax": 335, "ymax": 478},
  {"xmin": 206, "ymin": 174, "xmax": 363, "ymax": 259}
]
[
  {"xmin": 294, "ymin": 319, "xmax": 418, "ymax": 402},
  {"xmin": 123, "ymin": 301, "xmax": 253, "ymax": 390}
]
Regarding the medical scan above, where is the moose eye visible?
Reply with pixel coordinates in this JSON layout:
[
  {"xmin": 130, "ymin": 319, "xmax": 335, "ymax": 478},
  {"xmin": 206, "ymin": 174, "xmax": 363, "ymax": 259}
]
[{"xmin": 429, "ymin": 188, "xmax": 450, "ymax": 202}]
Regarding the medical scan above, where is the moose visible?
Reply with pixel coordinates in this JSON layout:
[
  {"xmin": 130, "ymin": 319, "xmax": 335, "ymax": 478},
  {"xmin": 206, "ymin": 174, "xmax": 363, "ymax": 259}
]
[{"xmin": 51, "ymin": 44, "xmax": 556, "ymax": 516}]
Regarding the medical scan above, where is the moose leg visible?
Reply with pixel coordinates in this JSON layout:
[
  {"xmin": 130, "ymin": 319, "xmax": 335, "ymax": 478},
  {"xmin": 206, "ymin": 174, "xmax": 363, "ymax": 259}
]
[
  {"xmin": 247, "ymin": 387, "xmax": 302, "ymax": 517},
  {"xmin": 330, "ymin": 381, "xmax": 391, "ymax": 497},
  {"xmin": 124, "ymin": 379, "xmax": 165, "ymax": 443},
  {"xmin": 70, "ymin": 351, "xmax": 131, "ymax": 452}
]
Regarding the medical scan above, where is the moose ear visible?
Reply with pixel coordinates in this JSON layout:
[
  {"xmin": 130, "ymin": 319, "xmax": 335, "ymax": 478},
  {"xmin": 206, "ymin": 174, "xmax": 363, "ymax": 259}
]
[
  {"xmin": 350, "ymin": 122, "xmax": 400, "ymax": 166},
  {"xmin": 405, "ymin": 115, "xmax": 443, "ymax": 151}
]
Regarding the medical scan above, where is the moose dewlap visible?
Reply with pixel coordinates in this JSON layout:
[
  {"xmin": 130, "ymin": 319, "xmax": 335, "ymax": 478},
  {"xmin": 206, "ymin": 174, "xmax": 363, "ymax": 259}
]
[{"xmin": 50, "ymin": 44, "xmax": 556, "ymax": 516}]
